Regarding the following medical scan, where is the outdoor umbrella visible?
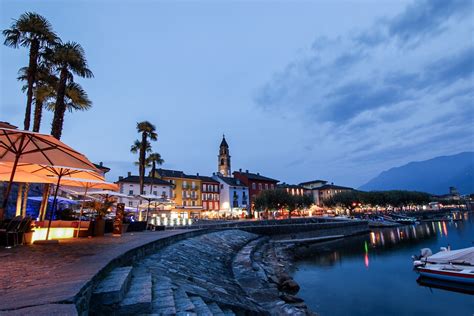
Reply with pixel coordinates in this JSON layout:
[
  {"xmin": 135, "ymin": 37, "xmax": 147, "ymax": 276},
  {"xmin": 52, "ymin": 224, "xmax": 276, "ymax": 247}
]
[
  {"xmin": 139, "ymin": 194, "xmax": 167, "ymax": 221},
  {"xmin": 1, "ymin": 162, "xmax": 103, "ymax": 240},
  {"xmin": 60, "ymin": 179, "xmax": 118, "ymax": 237},
  {"xmin": 0, "ymin": 127, "xmax": 101, "ymax": 220},
  {"xmin": 0, "ymin": 168, "xmax": 55, "ymax": 184}
]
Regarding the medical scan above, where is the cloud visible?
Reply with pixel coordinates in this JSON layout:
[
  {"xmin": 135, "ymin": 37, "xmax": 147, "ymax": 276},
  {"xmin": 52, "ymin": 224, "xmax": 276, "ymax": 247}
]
[
  {"xmin": 254, "ymin": 0, "xmax": 474, "ymax": 185},
  {"xmin": 355, "ymin": 0, "xmax": 473, "ymax": 47}
]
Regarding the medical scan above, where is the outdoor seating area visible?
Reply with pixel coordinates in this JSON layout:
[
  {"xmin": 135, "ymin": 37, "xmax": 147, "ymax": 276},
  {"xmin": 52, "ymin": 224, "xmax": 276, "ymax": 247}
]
[
  {"xmin": 0, "ymin": 127, "xmax": 130, "ymax": 246},
  {"xmin": 0, "ymin": 216, "xmax": 32, "ymax": 248}
]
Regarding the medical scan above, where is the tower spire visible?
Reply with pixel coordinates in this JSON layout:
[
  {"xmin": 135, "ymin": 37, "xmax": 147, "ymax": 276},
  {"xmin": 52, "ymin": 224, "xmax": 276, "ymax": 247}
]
[{"xmin": 218, "ymin": 134, "xmax": 231, "ymax": 176}]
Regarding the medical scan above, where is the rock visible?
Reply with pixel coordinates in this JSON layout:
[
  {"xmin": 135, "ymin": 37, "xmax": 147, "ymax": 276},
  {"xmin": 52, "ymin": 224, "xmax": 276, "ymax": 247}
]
[
  {"xmin": 279, "ymin": 279, "xmax": 300, "ymax": 294},
  {"xmin": 279, "ymin": 293, "xmax": 304, "ymax": 303}
]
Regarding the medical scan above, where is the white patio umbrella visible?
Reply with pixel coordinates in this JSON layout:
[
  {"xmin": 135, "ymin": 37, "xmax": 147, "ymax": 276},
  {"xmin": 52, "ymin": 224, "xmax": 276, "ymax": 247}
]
[
  {"xmin": 52, "ymin": 178, "xmax": 118, "ymax": 237},
  {"xmin": 138, "ymin": 194, "xmax": 164, "ymax": 222},
  {"xmin": 0, "ymin": 128, "xmax": 101, "ymax": 221},
  {"xmin": 1, "ymin": 162, "xmax": 103, "ymax": 241}
]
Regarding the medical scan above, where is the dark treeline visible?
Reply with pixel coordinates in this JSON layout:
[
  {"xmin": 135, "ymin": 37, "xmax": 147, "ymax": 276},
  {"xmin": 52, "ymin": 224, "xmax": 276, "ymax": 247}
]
[
  {"xmin": 254, "ymin": 189, "xmax": 313, "ymax": 218},
  {"xmin": 323, "ymin": 190, "xmax": 432, "ymax": 207}
]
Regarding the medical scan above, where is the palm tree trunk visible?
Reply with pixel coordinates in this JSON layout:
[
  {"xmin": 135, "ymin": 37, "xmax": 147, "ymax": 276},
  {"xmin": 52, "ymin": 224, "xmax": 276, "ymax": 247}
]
[
  {"xmin": 22, "ymin": 183, "xmax": 29, "ymax": 217},
  {"xmin": 24, "ymin": 40, "xmax": 39, "ymax": 131},
  {"xmin": 32, "ymin": 99, "xmax": 44, "ymax": 132},
  {"xmin": 15, "ymin": 184, "xmax": 24, "ymax": 216},
  {"xmin": 139, "ymin": 133, "xmax": 147, "ymax": 194},
  {"xmin": 39, "ymin": 184, "xmax": 50, "ymax": 221},
  {"xmin": 51, "ymin": 67, "xmax": 68, "ymax": 140}
]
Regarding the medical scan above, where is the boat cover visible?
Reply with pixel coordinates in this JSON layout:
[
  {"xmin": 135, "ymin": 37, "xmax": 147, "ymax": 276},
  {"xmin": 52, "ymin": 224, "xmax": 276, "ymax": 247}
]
[{"xmin": 427, "ymin": 247, "xmax": 474, "ymax": 265}]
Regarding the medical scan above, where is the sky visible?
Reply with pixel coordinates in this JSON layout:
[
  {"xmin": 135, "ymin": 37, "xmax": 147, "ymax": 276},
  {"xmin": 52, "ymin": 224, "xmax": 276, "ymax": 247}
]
[{"xmin": 1, "ymin": 0, "xmax": 473, "ymax": 187}]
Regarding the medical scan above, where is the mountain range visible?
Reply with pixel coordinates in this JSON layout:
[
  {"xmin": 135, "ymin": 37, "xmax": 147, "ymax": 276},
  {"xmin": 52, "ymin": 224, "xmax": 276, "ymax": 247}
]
[{"xmin": 359, "ymin": 152, "xmax": 474, "ymax": 195}]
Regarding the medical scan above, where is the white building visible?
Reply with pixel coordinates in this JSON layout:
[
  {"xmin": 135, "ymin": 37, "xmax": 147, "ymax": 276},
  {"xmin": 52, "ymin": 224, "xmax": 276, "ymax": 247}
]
[
  {"xmin": 213, "ymin": 173, "xmax": 249, "ymax": 217},
  {"xmin": 116, "ymin": 173, "xmax": 173, "ymax": 208}
]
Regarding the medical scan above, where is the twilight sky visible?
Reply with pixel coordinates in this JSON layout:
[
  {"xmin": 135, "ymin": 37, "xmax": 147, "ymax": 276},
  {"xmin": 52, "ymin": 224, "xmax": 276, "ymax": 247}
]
[{"xmin": 1, "ymin": 0, "xmax": 473, "ymax": 187}]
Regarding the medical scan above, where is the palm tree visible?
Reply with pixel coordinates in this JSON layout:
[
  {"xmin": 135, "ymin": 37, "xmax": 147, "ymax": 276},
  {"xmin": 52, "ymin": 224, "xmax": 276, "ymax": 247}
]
[
  {"xmin": 18, "ymin": 64, "xmax": 57, "ymax": 132},
  {"xmin": 146, "ymin": 153, "xmax": 165, "ymax": 194},
  {"xmin": 46, "ymin": 81, "xmax": 92, "ymax": 113},
  {"xmin": 134, "ymin": 122, "xmax": 158, "ymax": 194},
  {"xmin": 3, "ymin": 12, "xmax": 58, "ymax": 130},
  {"xmin": 50, "ymin": 41, "xmax": 93, "ymax": 139},
  {"xmin": 130, "ymin": 139, "xmax": 151, "ymax": 193}
]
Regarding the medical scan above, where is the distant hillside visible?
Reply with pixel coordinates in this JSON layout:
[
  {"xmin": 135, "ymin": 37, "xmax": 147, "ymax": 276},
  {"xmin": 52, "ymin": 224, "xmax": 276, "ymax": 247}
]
[{"xmin": 359, "ymin": 152, "xmax": 474, "ymax": 195}]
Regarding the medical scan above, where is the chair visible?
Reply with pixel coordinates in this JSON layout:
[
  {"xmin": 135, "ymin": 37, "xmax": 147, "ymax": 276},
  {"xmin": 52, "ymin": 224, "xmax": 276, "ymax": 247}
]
[
  {"xmin": 15, "ymin": 217, "xmax": 32, "ymax": 245},
  {"xmin": 0, "ymin": 216, "xmax": 22, "ymax": 248}
]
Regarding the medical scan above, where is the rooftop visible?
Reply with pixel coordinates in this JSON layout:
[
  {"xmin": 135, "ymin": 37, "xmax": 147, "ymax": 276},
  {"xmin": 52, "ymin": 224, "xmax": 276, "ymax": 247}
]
[
  {"xmin": 220, "ymin": 135, "xmax": 229, "ymax": 148},
  {"xmin": 117, "ymin": 175, "xmax": 173, "ymax": 186},
  {"xmin": 277, "ymin": 183, "xmax": 306, "ymax": 189},
  {"xmin": 195, "ymin": 175, "xmax": 219, "ymax": 183},
  {"xmin": 215, "ymin": 175, "xmax": 247, "ymax": 187},
  {"xmin": 233, "ymin": 170, "xmax": 279, "ymax": 183},
  {"xmin": 299, "ymin": 179, "xmax": 328, "ymax": 186},
  {"xmin": 94, "ymin": 162, "xmax": 110, "ymax": 173},
  {"xmin": 316, "ymin": 184, "xmax": 353, "ymax": 191}
]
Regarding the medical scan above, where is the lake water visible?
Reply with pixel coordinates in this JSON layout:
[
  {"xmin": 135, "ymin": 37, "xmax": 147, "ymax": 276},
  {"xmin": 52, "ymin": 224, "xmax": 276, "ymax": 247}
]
[{"xmin": 292, "ymin": 212, "xmax": 474, "ymax": 316}]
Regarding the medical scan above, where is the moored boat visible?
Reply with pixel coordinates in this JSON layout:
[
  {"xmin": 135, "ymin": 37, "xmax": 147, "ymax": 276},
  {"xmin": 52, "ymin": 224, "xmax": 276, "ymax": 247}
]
[
  {"xmin": 413, "ymin": 246, "xmax": 474, "ymax": 285},
  {"xmin": 417, "ymin": 263, "xmax": 474, "ymax": 284}
]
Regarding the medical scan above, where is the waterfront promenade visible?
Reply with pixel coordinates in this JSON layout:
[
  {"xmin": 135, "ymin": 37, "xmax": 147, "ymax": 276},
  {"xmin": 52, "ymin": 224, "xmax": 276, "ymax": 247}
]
[{"xmin": 0, "ymin": 230, "xmax": 195, "ymax": 314}]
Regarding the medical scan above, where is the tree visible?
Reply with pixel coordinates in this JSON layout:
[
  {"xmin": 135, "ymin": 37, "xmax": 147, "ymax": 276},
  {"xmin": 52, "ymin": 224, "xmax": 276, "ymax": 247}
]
[
  {"xmin": 50, "ymin": 41, "xmax": 93, "ymax": 139},
  {"xmin": 46, "ymin": 81, "xmax": 91, "ymax": 113},
  {"xmin": 133, "ymin": 122, "xmax": 158, "ymax": 194},
  {"xmin": 254, "ymin": 189, "xmax": 313, "ymax": 218},
  {"xmin": 146, "ymin": 153, "xmax": 164, "ymax": 194},
  {"xmin": 3, "ymin": 12, "xmax": 58, "ymax": 130},
  {"xmin": 18, "ymin": 64, "xmax": 57, "ymax": 132}
]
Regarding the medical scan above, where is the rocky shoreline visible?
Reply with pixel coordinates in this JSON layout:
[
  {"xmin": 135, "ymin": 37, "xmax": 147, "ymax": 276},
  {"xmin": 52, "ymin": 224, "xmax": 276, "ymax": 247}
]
[{"xmin": 90, "ymin": 229, "xmax": 317, "ymax": 315}]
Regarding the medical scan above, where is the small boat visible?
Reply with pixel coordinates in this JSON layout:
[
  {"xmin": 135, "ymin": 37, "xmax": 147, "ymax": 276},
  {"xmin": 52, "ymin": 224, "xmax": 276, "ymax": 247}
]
[
  {"xmin": 417, "ymin": 263, "xmax": 474, "ymax": 284},
  {"xmin": 413, "ymin": 246, "xmax": 474, "ymax": 285}
]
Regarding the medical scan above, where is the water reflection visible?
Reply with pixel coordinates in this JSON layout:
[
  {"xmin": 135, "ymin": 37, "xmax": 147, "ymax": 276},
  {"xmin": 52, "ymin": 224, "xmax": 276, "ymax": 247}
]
[
  {"xmin": 294, "ymin": 212, "xmax": 472, "ymax": 270},
  {"xmin": 292, "ymin": 212, "xmax": 474, "ymax": 316}
]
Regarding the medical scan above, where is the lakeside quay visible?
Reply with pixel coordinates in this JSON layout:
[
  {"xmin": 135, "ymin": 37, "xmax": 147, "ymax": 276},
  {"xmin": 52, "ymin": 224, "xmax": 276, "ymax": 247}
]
[
  {"xmin": 0, "ymin": 218, "xmax": 369, "ymax": 315},
  {"xmin": 0, "ymin": 230, "xmax": 200, "ymax": 314}
]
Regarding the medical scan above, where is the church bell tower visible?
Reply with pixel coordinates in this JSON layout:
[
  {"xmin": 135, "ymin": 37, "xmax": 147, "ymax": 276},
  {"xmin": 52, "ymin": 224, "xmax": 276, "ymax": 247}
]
[{"xmin": 218, "ymin": 135, "xmax": 231, "ymax": 176}]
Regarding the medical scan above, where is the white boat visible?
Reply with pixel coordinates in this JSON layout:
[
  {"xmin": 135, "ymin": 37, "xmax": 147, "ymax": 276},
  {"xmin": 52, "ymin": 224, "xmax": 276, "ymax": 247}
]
[{"xmin": 414, "ymin": 247, "xmax": 474, "ymax": 285}]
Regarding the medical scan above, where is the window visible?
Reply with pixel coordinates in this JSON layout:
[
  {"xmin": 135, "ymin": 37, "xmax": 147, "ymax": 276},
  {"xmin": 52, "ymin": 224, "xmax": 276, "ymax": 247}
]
[
  {"xmin": 129, "ymin": 190, "xmax": 133, "ymax": 195},
  {"xmin": 265, "ymin": 183, "xmax": 268, "ymax": 190},
  {"xmin": 252, "ymin": 183, "xmax": 256, "ymax": 190},
  {"xmin": 128, "ymin": 201, "xmax": 133, "ymax": 207},
  {"xmin": 221, "ymin": 184, "xmax": 224, "ymax": 189},
  {"xmin": 221, "ymin": 158, "xmax": 224, "ymax": 165},
  {"xmin": 183, "ymin": 201, "xmax": 187, "ymax": 206},
  {"xmin": 192, "ymin": 201, "xmax": 196, "ymax": 206},
  {"xmin": 153, "ymin": 191, "xmax": 157, "ymax": 195},
  {"xmin": 203, "ymin": 202, "xmax": 207, "ymax": 209},
  {"xmin": 258, "ymin": 183, "xmax": 262, "ymax": 190},
  {"xmin": 271, "ymin": 184, "xmax": 274, "ymax": 189}
]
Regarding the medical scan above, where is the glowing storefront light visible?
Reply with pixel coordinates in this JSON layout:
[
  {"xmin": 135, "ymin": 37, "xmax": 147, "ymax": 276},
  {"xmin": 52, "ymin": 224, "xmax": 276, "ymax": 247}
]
[{"xmin": 31, "ymin": 227, "xmax": 75, "ymax": 242}]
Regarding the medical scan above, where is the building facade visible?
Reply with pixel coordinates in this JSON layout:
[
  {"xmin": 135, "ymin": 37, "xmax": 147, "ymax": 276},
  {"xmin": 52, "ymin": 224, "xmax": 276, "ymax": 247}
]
[
  {"xmin": 218, "ymin": 135, "xmax": 231, "ymax": 177},
  {"xmin": 198, "ymin": 175, "xmax": 220, "ymax": 212},
  {"xmin": 153, "ymin": 168, "xmax": 202, "ymax": 218},
  {"xmin": 213, "ymin": 174, "xmax": 249, "ymax": 217},
  {"xmin": 277, "ymin": 183, "xmax": 307, "ymax": 196},
  {"xmin": 116, "ymin": 173, "xmax": 173, "ymax": 208},
  {"xmin": 313, "ymin": 184, "xmax": 353, "ymax": 206},
  {"xmin": 232, "ymin": 169, "xmax": 278, "ymax": 212}
]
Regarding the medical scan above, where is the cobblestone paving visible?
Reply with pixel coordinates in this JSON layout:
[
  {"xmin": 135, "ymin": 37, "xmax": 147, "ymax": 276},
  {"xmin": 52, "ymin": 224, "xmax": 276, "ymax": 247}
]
[
  {"xmin": 138, "ymin": 230, "xmax": 262, "ymax": 314},
  {"xmin": 0, "ymin": 230, "xmax": 191, "ymax": 311}
]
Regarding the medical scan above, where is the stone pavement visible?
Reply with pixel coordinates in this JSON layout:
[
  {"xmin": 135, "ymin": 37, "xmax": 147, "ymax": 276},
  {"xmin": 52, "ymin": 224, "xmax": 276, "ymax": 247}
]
[{"xmin": 0, "ymin": 230, "xmax": 195, "ymax": 313}]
